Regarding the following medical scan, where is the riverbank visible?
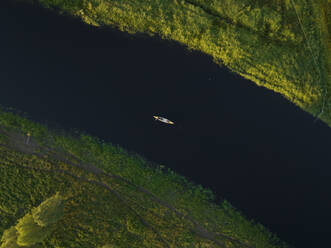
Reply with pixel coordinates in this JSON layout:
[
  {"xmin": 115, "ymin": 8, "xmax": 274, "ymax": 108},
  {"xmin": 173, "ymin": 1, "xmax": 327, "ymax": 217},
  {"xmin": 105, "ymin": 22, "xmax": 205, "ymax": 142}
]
[
  {"xmin": 0, "ymin": 106, "xmax": 291, "ymax": 247},
  {"xmin": 17, "ymin": 0, "xmax": 331, "ymax": 127}
]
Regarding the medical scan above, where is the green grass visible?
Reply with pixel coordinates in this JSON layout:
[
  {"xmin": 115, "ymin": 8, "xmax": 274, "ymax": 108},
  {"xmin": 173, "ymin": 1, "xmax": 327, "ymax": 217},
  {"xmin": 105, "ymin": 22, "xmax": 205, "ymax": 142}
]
[
  {"xmin": 19, "ymin": 0, "xmax": 331, "ymax": 127},
  {"xmin": 0, "ymin": 105, "xmax": 292, "ymax": 248}
]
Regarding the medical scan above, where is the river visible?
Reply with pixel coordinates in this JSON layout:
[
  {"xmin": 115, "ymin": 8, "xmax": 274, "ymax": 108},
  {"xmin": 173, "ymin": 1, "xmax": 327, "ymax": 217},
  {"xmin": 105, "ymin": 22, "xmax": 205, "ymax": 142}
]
[{"xmin": 2, "ymin": 1, "xmax": 331, "ymax": 247}]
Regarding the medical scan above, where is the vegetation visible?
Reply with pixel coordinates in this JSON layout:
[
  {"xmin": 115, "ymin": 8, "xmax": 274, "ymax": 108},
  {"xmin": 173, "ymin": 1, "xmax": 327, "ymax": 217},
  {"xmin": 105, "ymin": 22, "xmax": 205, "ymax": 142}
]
[
  {"xmin": 30, "ymin": 192, "xmax": 65, "ymax": 227},
  {"xmin": 1, "ymin": 192, "xmax": 63, "ymax": 247},
  {"xmin": 0, "ymin": 105, "xmax": 293, "ymax": 248},
  {"xmin": 13, "ymin": 0, "xmax": 331, "ymax": 127},
  {"xmin": 0, "ymin": 226, "xmax": 19, "ymax": 248}
]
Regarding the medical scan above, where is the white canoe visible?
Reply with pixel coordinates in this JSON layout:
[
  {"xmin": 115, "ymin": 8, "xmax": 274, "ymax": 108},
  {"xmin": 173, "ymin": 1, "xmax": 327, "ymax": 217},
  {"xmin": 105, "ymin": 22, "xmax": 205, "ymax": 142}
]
[{"xmin": 153, "ymin": 116, "xmax": 174, "ymax": 125}]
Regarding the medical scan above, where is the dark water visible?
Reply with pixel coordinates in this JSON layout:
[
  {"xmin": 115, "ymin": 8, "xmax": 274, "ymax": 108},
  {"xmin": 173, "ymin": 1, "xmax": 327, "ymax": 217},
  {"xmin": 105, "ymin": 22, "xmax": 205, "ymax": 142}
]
[{"xmin": 2, "ymin": 2, "xmax": 331, "ymax": 247}]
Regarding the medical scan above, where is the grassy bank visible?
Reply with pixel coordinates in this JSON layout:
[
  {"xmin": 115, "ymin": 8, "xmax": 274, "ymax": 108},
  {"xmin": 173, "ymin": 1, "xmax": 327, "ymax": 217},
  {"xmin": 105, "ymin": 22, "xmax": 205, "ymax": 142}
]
[
  {"xmin": 0, "ymin": 106, "xmax": 292, "ymax": 247},
  {"xmin": 14, "ymin": 0, "xmax": 331, "ymax": 127}
]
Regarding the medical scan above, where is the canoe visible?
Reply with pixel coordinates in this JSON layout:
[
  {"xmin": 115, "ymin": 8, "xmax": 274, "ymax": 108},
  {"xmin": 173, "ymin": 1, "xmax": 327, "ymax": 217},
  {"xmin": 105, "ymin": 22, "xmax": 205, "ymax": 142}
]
[{"xmin": 153, "ymin": 116, "xmax": 174, "ymax": 125}]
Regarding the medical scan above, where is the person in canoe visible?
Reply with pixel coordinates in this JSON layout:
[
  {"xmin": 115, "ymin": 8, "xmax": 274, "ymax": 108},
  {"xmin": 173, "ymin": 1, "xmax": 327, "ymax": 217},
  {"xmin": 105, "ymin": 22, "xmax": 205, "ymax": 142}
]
[{"xmin": 153, "ymin": 116, "xmax": 174, "ymax": 125}]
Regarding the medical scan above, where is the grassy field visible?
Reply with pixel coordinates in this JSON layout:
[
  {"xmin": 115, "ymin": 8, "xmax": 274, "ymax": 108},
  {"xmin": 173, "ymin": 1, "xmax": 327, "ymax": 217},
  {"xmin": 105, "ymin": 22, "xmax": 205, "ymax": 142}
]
[
  {"xmin": 0, "ymin": 105, "xmax": 293, "ymax": 248},
  {"xmin": 16, "ymin": 0, "xmax": 331, "ymax": 127}
]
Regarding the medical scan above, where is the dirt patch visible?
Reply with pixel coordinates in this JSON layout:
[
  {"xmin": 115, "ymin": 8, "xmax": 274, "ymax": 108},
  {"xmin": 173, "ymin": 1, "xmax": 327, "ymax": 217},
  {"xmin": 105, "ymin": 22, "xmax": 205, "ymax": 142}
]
[
  {"xmin": 50, "ymin": 150, "xmax": 104, "ymax": 175},
  {"xmin": 0, "ymin": 125, "xmax": 103, "ymax": 175},
  {"xmin": 0, "ymin": 126, "xmax": 42, "ymax": 155}
]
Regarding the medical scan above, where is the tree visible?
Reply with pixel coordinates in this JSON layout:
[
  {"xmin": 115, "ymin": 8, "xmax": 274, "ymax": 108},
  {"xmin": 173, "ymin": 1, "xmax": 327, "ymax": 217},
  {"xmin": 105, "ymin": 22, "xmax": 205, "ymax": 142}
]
[
  {"xmin": 0, "ymin": 193, "xmax": 65, "ymax": 247},
  {"xmin": 0, "ymin": 226, "xmax": 20, "ymax": 248},
  {"xmin": 31, "ymin": 192, "xmax": 64, "ymax": 227},
  {"xmin": 15, "ymin": 213, "xmax": 53, "ymax": 247}
]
